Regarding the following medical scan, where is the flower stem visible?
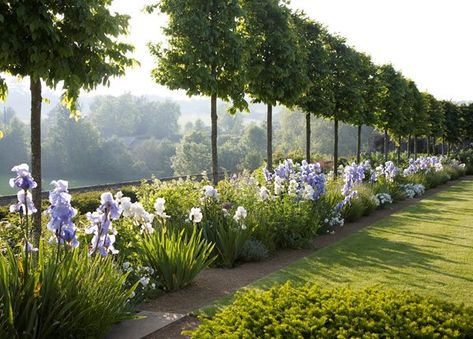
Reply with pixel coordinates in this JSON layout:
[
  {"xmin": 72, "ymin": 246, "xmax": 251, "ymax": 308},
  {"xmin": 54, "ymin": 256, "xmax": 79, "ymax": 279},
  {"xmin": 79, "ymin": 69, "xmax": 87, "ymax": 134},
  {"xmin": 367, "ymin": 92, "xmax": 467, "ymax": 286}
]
[{"xmin": 23, "ymin": 189, "xmax": 29, "ymax": 282}]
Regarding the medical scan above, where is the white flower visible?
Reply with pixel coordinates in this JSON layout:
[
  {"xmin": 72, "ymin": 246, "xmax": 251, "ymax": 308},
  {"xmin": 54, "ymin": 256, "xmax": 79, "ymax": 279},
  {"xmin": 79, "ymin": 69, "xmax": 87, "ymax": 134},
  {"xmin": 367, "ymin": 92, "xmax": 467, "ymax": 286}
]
[
  {"xmin": 154, "ymin": 197, "xmax": 165, "ymax": 213},
  {"xmin": 122, "ymin": 262, "xmax": 131, "ymax": 270},
  {"xmin": 119, "ymin": 197, "xmax": 133, "ymax": 217},
  {"xmin": 302, "ymin": 184, "xmax": 315, "ymax": 201},
  {"xmin": 115, "ymin": 191, "xmax": 124, "ymax": 200},
  {"xmin": 222, "ymin": 208, "xmax": 229, "ymax": 217},
  {"xmin": 139, "ymin": 276, "xmax": 150, "ymax": 287},
  {"xmin": 154, "ymin": 197, "xmax": 170, "ymax": 219},
  {"xmin": 274, "ymin": 177, "xmax": 284, "ymax": 195},
  {"xmin": 259, "ymin": 186, "xmax": 270, "ymax": 201},
  {"xmin": 189, "ymin": 207, "xmax": 203, "ymax": 223},
  {"xmin": 288, "ymin": 179, "xmax": 298, "ymax": 197},
  {"xmin": 233, "ymin": 206, "xmax": 247, "ymax": 222},
  {"xmin": 141, "ymin": 222, "xmax": 155, "ymax": 234},
  {"xmin": 130, "ymin": 202, "xmax": 147, "ymax": 219}
]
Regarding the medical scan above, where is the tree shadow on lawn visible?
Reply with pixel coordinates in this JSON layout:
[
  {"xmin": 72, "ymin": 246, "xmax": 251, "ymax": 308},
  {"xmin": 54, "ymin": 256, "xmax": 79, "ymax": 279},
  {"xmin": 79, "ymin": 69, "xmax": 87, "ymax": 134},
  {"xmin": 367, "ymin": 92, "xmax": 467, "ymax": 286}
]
[
  {"xmin": 256, "ymin": 231, "xmax": 472, "ymax": 290},
  {"xmin": 398, "ymin": 205, "xmax": 458, "ymax": 224},
  {"xmin": 376, "ymin": 227, "xmax": 471, "ymax": 249}
]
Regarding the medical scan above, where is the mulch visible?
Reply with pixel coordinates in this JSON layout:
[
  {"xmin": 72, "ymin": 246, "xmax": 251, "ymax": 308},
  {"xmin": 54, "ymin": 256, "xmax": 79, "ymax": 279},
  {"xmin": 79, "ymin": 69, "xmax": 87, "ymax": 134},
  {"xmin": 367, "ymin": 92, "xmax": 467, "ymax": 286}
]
[{"xmin": 143, "ymin": 178, "xmax": 468, "ymax": 339}]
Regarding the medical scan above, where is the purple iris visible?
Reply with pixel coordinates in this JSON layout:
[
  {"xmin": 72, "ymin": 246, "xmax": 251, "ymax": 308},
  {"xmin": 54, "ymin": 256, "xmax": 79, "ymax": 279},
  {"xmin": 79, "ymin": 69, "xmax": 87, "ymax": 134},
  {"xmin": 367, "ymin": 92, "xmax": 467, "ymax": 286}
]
[
  {"xmin": 263, "ymin": 168, "xmax": 273, "ymax": 182},
  {"xmin": 342, "ymin": 163, "xmax": 365, "ymax": 196},
  {"xmin": 274, "ymin": 159, "xmax": 295, "ymax": 180},
  {"xmin": 87, "ymin": 192, "xmax": 121, "ymax": 257},
  {"xmin": 46, "ymin": 180, "xmax": 79, "ymax": 248},
  {"xmin": 9, "ymin": 164, "xmax": 37, "ymax": 191},
  {"xmin": 300, "ymin": 160, "xmax": 325, "ymax": 200},
  {"xmin": 98, "ymin": 192, "xmax": 122, "ymax": 220},
  {"xmin": 336, "ymin": 191, "xmax": 358, "ymax": 210}
]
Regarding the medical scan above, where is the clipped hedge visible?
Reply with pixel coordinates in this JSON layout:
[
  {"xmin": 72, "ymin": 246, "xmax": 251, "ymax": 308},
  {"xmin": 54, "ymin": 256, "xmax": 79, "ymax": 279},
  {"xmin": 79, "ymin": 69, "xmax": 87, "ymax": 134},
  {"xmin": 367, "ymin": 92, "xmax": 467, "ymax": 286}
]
[
  {"xmin": 71, "ymin": 186, "xmax": 137, "ymax": 215},
  {"xmin": 189, "ymin": 283, "xmax": 473, "ymax": 338},
  {"xmin": 0, "ymin": 206, "xmax": 8, "ymax": 220}
]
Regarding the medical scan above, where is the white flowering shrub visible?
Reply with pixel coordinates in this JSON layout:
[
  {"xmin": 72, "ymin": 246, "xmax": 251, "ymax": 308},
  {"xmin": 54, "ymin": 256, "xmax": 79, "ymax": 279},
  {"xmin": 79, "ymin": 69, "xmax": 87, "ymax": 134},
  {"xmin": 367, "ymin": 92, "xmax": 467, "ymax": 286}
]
[
  {"xmin": 121, "ymin": 262, "xmax": 160, "ymax": 301},
  {"xmin": 401, "ymin": 184, "xmax": 425, "ymax": 199},
  {"xmin": 374, "ymin": 193, "xmax": 393, "ymax": 209},
  {"xmin": 321, "ymin": 209, "xmax": 344, "ymax": 234}
]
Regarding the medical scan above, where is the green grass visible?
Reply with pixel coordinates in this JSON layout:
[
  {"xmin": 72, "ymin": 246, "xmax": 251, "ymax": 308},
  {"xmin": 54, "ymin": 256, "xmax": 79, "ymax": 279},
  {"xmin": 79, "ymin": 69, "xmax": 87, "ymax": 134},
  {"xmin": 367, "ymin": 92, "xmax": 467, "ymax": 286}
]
[{"xmin": 202, "ymin": 178, "xmax": 473, "ymax": 315}]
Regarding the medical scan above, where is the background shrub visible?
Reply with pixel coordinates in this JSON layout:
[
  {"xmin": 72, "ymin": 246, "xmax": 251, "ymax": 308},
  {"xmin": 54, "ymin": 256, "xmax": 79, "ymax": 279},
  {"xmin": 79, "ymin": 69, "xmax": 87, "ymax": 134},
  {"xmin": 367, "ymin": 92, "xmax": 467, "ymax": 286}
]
[
  {"xmin": 71, "ymin": 191, "xmax": 101, "ymax": 214},
  {"xmin": 190, "ymin": 283, "xmax": 473, "ymax": 338},
  {"xmin": 372, "ymin": 179, "xmax": 406, "ymax": 202},
  {"xmin": 240, "ymin": 238, "xmax": 269, "ymax": 263},
  {"xmin": 0, "ymin": 206, "xmax": 8, "ymax": 220},
  {"xmin": 136, "ymin": 178, "xmax": 202, "ymax": 226}
]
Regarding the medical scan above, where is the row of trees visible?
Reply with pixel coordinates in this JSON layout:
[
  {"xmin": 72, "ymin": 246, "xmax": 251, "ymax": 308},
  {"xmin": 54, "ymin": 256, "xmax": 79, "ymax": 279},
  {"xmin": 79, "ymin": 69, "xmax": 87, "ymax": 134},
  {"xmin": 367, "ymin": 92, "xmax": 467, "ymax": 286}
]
[
  {"xmin": 149, "ymin": 0, "xmax": 470, "ymax": 182},
  {"xmin": 0, "ymin": 1, "xmax": 471, "ymax": 243}
]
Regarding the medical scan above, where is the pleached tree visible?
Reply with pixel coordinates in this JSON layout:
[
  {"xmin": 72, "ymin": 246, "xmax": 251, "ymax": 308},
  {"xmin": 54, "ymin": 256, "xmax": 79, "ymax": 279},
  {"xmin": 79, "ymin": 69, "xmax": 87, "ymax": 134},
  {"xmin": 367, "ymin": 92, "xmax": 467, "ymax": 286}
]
[
  {"xmin": 148, "ymin": 0, "xmax": 248, "ymax": 184},
  {"xmin": 293, "ymin": 15, "xmax": 332, "ymax": 163},
  {"xmin": 424, "ymin": 94, "xmax": 445, "ymax": 154},
  {"xmin": 323, "ymin": 37, "xmax": 364, "ymax": 174},
  {"xmin": 376, "ymin": 65, "xmax": 407, "ymax": 162},
  {"xmin": 0, "ymin": 0, "xmax": 135, "ymax": 242},
  {"xmin": 347, "ymin": 52, "xmax": 380, "ymax": 163},
  {"xmin": 240, "ymin": 0, "xmax": 309, "ymax": 170},
  {"xmin": 443, "ymin": 101, "xmax": 462, "ymax": 154}
]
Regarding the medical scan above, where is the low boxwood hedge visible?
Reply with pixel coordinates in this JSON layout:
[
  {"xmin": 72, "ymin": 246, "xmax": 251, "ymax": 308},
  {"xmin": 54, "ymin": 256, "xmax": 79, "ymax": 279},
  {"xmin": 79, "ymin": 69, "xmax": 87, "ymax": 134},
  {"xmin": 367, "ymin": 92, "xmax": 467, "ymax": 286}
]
[{"xmin": 189, "ymin": 283, "xmax": 473, "ymax": 338}]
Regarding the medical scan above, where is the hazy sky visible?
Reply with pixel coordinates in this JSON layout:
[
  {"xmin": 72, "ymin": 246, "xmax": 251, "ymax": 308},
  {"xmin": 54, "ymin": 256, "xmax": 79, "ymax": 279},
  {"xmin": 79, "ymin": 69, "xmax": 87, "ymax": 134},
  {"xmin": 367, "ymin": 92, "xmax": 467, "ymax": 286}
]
[{"xmin": 6, "ymin": 0, "xmax": 473, "ymax": 102}]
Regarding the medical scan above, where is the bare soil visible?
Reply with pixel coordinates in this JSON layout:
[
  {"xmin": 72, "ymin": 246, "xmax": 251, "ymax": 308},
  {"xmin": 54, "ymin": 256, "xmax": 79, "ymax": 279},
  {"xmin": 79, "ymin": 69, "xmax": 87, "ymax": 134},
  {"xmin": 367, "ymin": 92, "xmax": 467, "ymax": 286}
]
[{"xmin": 143, "ymin": 178, "xmax": 467, "ymax": 339}]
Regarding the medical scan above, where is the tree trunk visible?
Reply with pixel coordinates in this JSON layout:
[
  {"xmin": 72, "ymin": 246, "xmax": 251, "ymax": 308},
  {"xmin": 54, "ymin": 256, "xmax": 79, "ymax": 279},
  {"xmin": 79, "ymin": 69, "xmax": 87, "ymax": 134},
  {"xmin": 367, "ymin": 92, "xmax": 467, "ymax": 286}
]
[
  {"xmin": 414, "ymin": 135, "xmax": 418, "ymax": 159},
  {"xmin": 357, "ymin": 125, "xmax": 362, "ymax": 164},
  {"xmin": 334, "ymin": 119, "xmax": 338, "ymax": 177},
  {"xmin": 447, "ymin": 142, "xmax": 450, "ymax": 157},
  {"xmin": 266, "ymin": 104, "xmax": 273, "ymax": 171},
  {"xmin": 441, "ymin": 137, "xmax": 445, "ymax": 156},
  {"xmin": 211, "ymin": 94, "xmax": 218, "ymax": 185},
  {"xmin": 397, "ymin": 136, "xmax": 401, "ymax": 165},
  {"xmin": 407, "ymin": 135, "xmax": 411, "ymax": 159},
  {"xmin": 30, "ymin": 77, "xmax": 42, "ymax": 246},
  {"xmin": 426, "ymin": 137, "xmax": 430, "ymax": 155},
  {"xmin": 384, "ymin": 129, "xmax": 388, "ymax": 162},
  {"xmin": 305, "ymin": 112, "xmax": 311, "ymax": 163},
  {"xmin": 431, "ymin": 137, "xmax": 435, "ymax": 155}
]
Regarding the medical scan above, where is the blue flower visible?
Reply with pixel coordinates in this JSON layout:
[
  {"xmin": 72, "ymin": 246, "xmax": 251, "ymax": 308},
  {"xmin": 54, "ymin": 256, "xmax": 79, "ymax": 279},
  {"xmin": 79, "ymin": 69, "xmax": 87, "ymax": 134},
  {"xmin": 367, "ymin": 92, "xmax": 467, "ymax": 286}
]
[
  {"xmin": 46, "ymin": 180, "xmax": 79, "ymax": 248},
  {"xmin": 90, "ymin": 234, "xmax": 118, "ymax": 256},
  {"xmin": 87, "ymin": 193, "xmax": 120, "ymax": 257},
  {"xmin": 263, "ymin": 168, "xmax": 273, "ymax": 181},
  {"xmin": 98, "ymin": 192, "xmax": 122, "ymax": 220},
  {"xmin": 25, "ymin": 241, "xmax": 39, "ymax": 253},
  {"xmin": 341, "ymin": 163, "xmax": 365, "ymax": 196},
  {"xmin": 9, "ymin": 164, "xmax": 37, "ymax": 191}
]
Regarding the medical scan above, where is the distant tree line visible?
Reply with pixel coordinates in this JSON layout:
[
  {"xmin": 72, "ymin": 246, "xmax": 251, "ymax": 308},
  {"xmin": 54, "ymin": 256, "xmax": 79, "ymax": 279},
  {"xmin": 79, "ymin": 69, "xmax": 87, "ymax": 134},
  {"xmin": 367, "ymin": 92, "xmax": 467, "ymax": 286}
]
[
  {"xmin": 148, "ymin": 0, "xmax": 473, "ymax": 181},
  {"xmin": 0, "ymin": 95, "xmax": 270, "ymax": 182}
]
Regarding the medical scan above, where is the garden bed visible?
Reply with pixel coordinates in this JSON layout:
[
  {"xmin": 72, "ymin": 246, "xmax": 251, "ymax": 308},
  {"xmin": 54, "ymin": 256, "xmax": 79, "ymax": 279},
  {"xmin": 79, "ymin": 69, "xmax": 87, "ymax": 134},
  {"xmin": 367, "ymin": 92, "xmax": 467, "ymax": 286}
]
[
  {"xmin": 1, "ymin": 156, "xmax": 467, "ymax": 338},
  {"xmin": 145, "ymin": 177, "xmax": 470, "ymax": 338}
]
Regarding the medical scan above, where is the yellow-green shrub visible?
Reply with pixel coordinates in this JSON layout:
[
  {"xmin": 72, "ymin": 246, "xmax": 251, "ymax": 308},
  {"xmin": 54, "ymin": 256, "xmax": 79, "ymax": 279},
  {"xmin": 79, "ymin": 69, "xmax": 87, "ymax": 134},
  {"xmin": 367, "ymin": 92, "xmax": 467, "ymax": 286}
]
[{"xmin": 190, "ymin": 283, "xmax": 473, "ymax": 338}]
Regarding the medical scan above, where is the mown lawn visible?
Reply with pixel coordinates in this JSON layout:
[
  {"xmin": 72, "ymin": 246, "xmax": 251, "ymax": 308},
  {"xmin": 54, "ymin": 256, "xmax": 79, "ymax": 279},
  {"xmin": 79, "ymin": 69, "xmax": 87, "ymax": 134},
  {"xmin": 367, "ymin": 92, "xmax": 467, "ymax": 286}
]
[{"xmin": 203, "ymin": 178, "xmax": 473, "ymax": 314}]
